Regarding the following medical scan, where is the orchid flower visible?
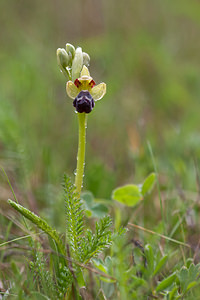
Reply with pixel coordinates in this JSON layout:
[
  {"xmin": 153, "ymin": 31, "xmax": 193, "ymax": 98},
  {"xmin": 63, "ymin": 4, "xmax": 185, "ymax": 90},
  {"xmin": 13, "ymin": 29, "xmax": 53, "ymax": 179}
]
[{"xmin": 66, "ymin": 66, "xmax": 106, "ymax": 113}]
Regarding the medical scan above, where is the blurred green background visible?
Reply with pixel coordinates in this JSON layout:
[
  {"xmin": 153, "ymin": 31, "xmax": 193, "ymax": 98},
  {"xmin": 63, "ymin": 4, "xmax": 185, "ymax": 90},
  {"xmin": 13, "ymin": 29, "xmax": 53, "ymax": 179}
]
[{"xmin": 1, "ymin": 0, "xmax": 200, "ymax": 214}]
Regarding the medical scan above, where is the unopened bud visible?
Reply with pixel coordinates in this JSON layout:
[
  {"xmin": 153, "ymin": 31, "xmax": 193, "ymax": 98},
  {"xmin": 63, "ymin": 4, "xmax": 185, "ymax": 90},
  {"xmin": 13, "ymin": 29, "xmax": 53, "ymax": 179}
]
[
  {"xmin": 83, "ymin": 52, "xmax": 90, "ymax": 67},
  {"xmin": 72, "ymin": 47, "xmax": 83, "ymax": 81},
  {"xmin": 56, "ymin": 48, "xmax": 70, "ymax": 79},
  {"xmin": 57, "ymin": 48, "xmax": 69, "ymax": 68},
  {"xmin": 66, "ymin": 43, "xmax": 75, "ymax": 59}
]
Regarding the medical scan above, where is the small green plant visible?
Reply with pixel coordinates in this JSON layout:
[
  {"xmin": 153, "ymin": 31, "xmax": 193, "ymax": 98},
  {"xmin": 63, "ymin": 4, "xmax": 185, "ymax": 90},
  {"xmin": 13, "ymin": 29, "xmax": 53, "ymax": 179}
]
[
  {"xmin": 112, "ymin": 172, "xmax": 156, "ymax": 206},
  {"xmin": 7, "ymin": 43, "xmax": 111, "ymax": 299}
]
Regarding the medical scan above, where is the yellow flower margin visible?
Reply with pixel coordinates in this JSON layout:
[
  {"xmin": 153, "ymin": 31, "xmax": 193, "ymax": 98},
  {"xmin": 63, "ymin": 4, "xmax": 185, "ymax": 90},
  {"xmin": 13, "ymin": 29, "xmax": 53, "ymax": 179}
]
[{"xmin": 66, "ymin": 66, "xmax": 106, "ymax": 101}]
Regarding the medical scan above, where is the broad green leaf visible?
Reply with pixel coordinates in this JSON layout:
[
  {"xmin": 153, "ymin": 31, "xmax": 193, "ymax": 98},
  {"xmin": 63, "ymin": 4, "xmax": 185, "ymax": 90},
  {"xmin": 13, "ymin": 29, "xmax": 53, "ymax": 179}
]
[
  {"xmin": 186, "ymin": 258, "xmax": 193, "ymax": 268},
  {"xmin": 177, "ymin": 264, "xmax": 200, "ymax": 293},
  {"xmin": 142, "ymin": 173, "xmax": 156, "ymax": 196},
  {"xmin": 153, "ymin": 255, "xmax": 168, "ymax": 277},
  {"xmin": 93, "ymin": 259, "xmax": 108, "ymax": 274},
  {"xmin": 101, "ymin": 281, "xmax": 115, "ymax": 298},
  {"xmin": 105, "ymin": 256, "xmax": 113, "ymax": 268},
  {"xmin": 156, "ymin": 272, "xmax": 177, "ymax": 292},
  {"xmin": 81, "ymin": 192, "xmax": 109, "ymax": 217},
  {"xmin": 185, "ymin": 281, "xmax": 197, "ymax": 293},
  {"xmin": 178, "ymin": 267, "xmax": 189, "ymax": 292},
  {"xmin": 169, "ymin": 285, "xmax": 179, "ymax": 300},
  {"xmin": 91, "ymin": 203, "xmax": 108, "ymax": 217},
  {"xmin": 81, "ymin": 191, "xmax": 94, "ymax": 207},
  {"xmin": 112, "ymin": 184, "xmax": 142, "ymax": 206},
  {"xmin": 188, "ymin": 263, "xmax": 200, "ymax": 280},
  {"xmin": 93, "ymin": 259, "xmax": 116, "ymax": 283}
]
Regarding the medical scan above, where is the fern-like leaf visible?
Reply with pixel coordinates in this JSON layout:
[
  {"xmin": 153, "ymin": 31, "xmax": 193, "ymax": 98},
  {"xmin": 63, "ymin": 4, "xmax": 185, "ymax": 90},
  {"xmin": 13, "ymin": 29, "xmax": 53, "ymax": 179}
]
[
  {"xmin": 57, "ymin": 264, "xmax": 73, "ymax": 298},
  {"xmin": 30, "ymin": 242, "xmax": 58, "ymax": 298},
  {"xmin": 63, "ymin": 175, "xmax": 84, "ymax": 261},
  {"xmin": 82, "ymin": 216, "xmax": 112, "ymax": 264}
]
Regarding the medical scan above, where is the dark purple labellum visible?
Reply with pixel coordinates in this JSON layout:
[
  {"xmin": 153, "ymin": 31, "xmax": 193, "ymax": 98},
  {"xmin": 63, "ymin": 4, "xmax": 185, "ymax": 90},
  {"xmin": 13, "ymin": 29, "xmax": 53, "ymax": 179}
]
[{"xmin": 73, "ymin": 90, "xmax": 95, "ymax": 113}]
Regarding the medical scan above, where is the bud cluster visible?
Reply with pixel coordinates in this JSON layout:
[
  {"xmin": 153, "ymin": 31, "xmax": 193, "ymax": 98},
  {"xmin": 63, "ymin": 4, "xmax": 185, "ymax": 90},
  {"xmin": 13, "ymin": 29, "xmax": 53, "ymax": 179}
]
[
  {"xmin": 57, "ymin": 42, "xmax": 106, "ymax": 114},
  {"xmin": 57, "ymin": 43, "xmax": 90, "ymax": 81}
]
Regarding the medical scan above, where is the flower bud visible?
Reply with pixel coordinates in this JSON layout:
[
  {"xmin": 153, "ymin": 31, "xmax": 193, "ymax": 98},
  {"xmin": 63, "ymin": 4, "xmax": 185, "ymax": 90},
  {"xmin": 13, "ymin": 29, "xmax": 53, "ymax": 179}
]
[
  {"xmin": 72, "ymin": 47, "xmax": 83, "ymax": 81},
  {"xmin": 83, "ymin": 52, "xmax": 90, "ymax": 67},
  {"xmin": 57, "ymin": 48, "xmax": 69, "ymax": 68},
  {"xmin": 66, "ymin": 43, "xmax": 75, "ymax": 59}
]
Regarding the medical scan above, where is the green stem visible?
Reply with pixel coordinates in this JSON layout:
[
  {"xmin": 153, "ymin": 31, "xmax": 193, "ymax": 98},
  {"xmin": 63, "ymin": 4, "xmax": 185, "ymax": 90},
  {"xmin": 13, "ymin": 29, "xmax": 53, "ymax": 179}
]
[{"xmin": 75, "ymin": 113, "xmax": 87, "ymax": 197}]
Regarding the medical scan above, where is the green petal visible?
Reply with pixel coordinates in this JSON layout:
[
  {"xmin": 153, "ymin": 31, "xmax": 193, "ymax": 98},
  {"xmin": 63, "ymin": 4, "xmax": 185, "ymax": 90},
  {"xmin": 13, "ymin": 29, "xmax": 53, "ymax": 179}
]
[
  {"xmin": 90, "ymin": 83, "xmax": 106, "ymax": 101},
  {"xmin": 66, "ymin": 81, "xmax": 79, "ymax": 99},
  {"xmin": 80, "ymin": 65, "xmax": 90, "ymax": 77}
]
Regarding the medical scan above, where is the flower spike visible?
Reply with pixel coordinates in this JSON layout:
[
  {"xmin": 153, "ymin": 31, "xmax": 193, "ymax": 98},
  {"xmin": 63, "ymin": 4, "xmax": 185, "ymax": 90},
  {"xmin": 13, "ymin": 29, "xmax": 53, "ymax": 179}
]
[{"xmin": 57, "ymin": 43, "xmax": 106, "ymax": 113}]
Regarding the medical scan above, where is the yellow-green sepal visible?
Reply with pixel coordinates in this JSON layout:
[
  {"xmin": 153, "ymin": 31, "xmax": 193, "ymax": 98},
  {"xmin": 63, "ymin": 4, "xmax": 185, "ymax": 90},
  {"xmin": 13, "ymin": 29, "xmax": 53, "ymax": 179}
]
[
  {"xmin": 90, "ymin": 83, "xmax": 106, "ymax": 101},
  {"xmin": 66, "ymin": 81, "xmax": 79, "ymax": 99},
  {"xmin": 80, "ymin": 65, "xmax": 90, "ymax": 77}
]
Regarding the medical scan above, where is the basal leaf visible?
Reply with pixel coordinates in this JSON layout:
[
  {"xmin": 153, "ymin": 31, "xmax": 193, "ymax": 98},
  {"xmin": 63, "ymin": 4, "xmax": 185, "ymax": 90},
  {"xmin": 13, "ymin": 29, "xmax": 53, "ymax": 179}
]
[
  {"xmin": 93, "ymin": 258, "xmax": 108, "ymax": 274},
  {"xmin": 153, "ymin": 255, "xmax": 168, "ymax": 277},
  {"xmin": 178, "ymin": 264, "xmax": 200, "ymax": 293},
  {"xmin": 142, "ymin": 173, "xmax": 156, "ymax": 196},
  {"xmin": 185, "ymin": 281, "xmax": 197, "ymax": 293},
  {"xmin": 91, "ymin": 203, "xmax": 109, "ymax": 217},
  {"xmin": 156, "ymin": 272, "xmax": 177, "ymax": 292},
  {"xmin": 81, "ymin": 192, "xmax": 108, "ymax": 217},
  {"xmin": 81, "ymin": 191, "xmax": 94, "ymax": 207},
  {"xmin": 112, "ymin": 184, "xmax": 142, "ymax": 207}
]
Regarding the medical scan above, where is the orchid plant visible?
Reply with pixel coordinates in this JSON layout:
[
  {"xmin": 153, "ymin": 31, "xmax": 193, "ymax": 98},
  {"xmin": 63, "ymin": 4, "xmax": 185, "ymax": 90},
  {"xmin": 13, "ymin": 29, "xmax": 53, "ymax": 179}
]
[{"xmin": 7, "ymin": 43, "xmax": 112, "ymax": 299}]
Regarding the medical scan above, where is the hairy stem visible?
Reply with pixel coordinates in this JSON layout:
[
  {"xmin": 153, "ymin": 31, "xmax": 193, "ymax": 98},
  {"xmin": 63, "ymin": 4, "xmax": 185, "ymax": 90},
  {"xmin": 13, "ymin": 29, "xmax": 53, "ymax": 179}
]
[{"xmin": 75, "ymin": 113, "xmax": 87, "ymax": 197}]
